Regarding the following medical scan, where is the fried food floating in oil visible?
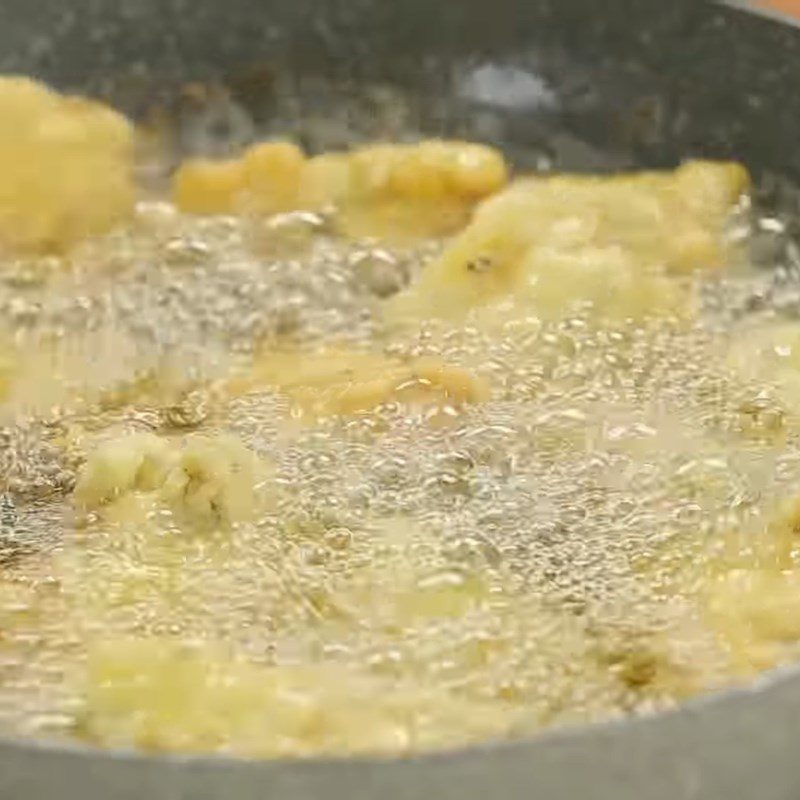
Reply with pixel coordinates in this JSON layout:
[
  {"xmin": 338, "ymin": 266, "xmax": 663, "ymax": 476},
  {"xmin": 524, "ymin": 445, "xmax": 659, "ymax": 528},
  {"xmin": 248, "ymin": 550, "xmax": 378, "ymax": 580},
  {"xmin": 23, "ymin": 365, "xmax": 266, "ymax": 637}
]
[
  {"xmin": 704, "ymin": 490, "xmax": 800, "ymax": 674},
  {"xmin": 172, "ymin": 139, "xmax": 509, "ymax": 239},
  {"xmin": 75, "ymin": 433, "xmax": 271, "ymax": 530},
  {"xmin": 159, "ymin": 435, "xmax": 271, "ymax": 530},
  {"xmin": 74, "ymin": 433, "xmax": 175, "ymax": 511},
  {"xmin": 0, "ymin": 76, "xmax": 135, "ymax": 254},
  {"xmin": 79, "ymin": 520, "xmax": 518, "ymax": 755},
  {"xmin": 388, "ymin": 161, "xmax": 750, "ymax": 324},
  {"xmin": 228, "ymin": 348, "xmax": 489, "ymax": 418},
  {"xmin": 81, "ymin": 637, "xmax": 515, "ymax": 757}
]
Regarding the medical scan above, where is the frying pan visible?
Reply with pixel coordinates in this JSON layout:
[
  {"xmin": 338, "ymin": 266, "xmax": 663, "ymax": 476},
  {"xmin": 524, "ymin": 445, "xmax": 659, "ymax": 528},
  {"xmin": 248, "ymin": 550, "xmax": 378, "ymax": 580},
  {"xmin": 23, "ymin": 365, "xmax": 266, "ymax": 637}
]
[{"xmin": 1, "ymin": 1, "xmax": 800, "ymax": 797}]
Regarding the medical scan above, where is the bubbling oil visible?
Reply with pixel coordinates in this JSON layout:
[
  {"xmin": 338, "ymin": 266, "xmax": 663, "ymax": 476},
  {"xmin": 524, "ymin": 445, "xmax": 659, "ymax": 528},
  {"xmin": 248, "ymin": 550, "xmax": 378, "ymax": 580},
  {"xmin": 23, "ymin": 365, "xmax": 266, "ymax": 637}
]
[{"xmin": 0, "ymin": 182, "xmax": 800, "ymax": 757}]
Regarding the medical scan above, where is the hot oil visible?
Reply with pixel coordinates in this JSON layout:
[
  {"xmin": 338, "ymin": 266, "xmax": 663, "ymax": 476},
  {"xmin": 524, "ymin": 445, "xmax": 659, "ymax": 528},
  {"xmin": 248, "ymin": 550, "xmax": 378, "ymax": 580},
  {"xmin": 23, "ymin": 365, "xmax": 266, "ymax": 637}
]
[{"xmin": 0, "ymin": 184, "xmax": 799, "ymax": 756}]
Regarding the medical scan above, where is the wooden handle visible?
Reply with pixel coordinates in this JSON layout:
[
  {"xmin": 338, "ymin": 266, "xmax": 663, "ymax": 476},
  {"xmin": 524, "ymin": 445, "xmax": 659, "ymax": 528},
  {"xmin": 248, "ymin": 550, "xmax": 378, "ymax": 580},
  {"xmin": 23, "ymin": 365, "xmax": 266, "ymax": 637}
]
[{"xmin": 754, "ymin": 0, "xmax": 800, "ymax": 17}]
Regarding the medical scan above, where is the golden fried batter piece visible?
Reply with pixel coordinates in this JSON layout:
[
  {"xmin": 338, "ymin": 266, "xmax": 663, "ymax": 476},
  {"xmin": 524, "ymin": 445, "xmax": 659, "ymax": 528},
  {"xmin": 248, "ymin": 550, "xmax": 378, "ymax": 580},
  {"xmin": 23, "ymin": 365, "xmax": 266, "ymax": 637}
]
[
  {"xmin": 388, "ymin": 161, "xmax": 749, "ymax": 324},
  {"xmin": 81, "ymin": 637, "xmax": 514, "ymax": 757},
  {"xmin": 229, "ymin": 347, "xmax": 489, "ymax": 417},
  {"xmin": 173, "ymin": 139, "xmax": 508, "ymax": 239},
  {"xmin": 0, "ymin": 76, "xmax": 135, "ymax": 254},
  {"xmin": 75, "ymin": 433, "xmax": 271, "ymax": 530},
  {"xmin": 704, "ymin": 490, "xmax": 800, "ymax": 673}
]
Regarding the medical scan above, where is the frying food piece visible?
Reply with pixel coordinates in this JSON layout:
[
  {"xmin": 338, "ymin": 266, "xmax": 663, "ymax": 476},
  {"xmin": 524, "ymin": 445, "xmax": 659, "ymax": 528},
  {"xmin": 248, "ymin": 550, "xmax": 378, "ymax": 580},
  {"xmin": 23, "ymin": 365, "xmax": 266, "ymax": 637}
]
[
  {"xmin": 703, "ymin": 490, "xmax": 800, "ymax": 672},
  {"xmin": 160, "ymin": 434, "xmax": 271, "ymax": 528},
  {"xmin": 715, "ymin": 569, "xmax": 800, "ymax": 639},
  {"xmin": 0, "ymin": 76, "xmax": 135, "ymax": 254},
  {"xmin": 388, "ymin": 160, "xmax": 749, "ymax": 324},
  {"xmin": 231, "ymin": 348, "xmax": 489, "ymax": 417},
  {"xmin": 171, "ymin": 158, "xmax": 246, "ymax": 215},
  {"xmin": 75, "ymin": 433, "xmax": 270, "ymax": 529},
  {"xmin": 74, "ymin": 433, "xmax": 175, "ymax": 511},
  {"xmin": 172, "ymin": 139, "xmax": 508, "ymax": 239},
  {"xmin": 242, "ymin": 141, "xmax": 308, "ymax": 214},
  {"xmin": 81, "ymin": 638, "xmax": 513, "ymax": 757},
  {"xmin": 337, "ymin": 140, "xmax": 509, "ymax": 240},
  {"xmin": 707, "ymin": 568, "xmax": 800, "ymax": 673},
  {"xmin": 298, "ymin": 153, "xmax": 352, "ymax": 209}
]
